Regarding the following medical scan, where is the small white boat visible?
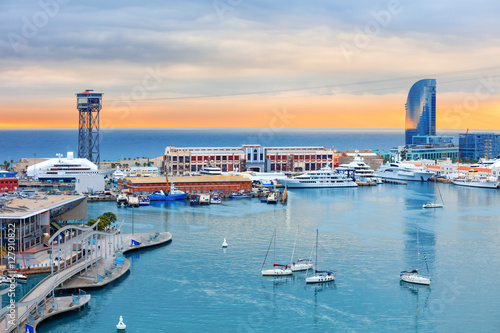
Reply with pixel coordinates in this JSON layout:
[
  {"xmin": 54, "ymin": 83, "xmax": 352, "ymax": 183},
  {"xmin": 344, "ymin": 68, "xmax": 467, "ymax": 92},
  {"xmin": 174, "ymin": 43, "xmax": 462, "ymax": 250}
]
[
  {"xmin": 199, "ymin": 194, "xmax": 211, "ymax": 205},
  {"xmin": 222, "ymin": 238, "xmax": 228, "ymax": 248},
  {"xmin": 305, "ymin": 230, "xmax": 335, "ymax": 284},
  {"xmin": 116, "ymin": 194, "xmax": 128, "ymax": 206},
  {"xmin": 400, "ymin": 223, "xmax": 430, "ymax": 285},
  {"xmin": 210, "ymin": 195, "xmax": 222, "ymax": 204},
  {"xmin": 400, "ymin": 270, "xmax": 430, "ymax": 285},
  {"xmin": 422, "ymin": 202, "xmax": 443, "ymax": 209},
  {"xmin": 266, "ymin": 192, "xmax": 278, "ymax": 204},
  {"xmin": 291, "ymin": 258, "xmax": 313, "ymax": 272},
  {"xmin": 7, "ymin": 273, "xmax": 27, "ymax": 283}
]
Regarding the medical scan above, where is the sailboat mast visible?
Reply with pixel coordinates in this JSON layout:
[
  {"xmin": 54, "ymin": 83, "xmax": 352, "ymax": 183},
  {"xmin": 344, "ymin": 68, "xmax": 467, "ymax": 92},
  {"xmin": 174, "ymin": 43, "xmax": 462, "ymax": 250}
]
[
  {"xmin": 261, "ymin": 231, "xmax": 275, "ymax": 271},
  {"xmin": 417, "ymin": 224, "xmax": 420, "ymax": 272},
  {"xmin": 315, "ymin": 229, "xmax": 318, "ymax": 271}
]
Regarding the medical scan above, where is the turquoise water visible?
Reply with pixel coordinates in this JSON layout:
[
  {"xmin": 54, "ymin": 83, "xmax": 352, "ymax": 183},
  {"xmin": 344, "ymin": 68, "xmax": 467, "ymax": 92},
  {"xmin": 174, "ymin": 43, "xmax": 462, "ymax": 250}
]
[{"xmin": 37, "ymin": 182, "xmax": 500, "ymax": 332}]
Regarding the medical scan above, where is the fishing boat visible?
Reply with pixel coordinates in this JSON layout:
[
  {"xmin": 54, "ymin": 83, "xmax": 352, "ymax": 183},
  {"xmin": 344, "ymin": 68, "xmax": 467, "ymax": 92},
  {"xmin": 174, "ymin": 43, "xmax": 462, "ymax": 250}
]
[
  {"xmin": 261, "ymin": 230, "xmax": 292, "ymax": 276},
  {"xmin": 306, "ymin": 230, "xmax": 335, "ymax": 284},
  {"xmin": 400, "ymin": 224, "xmax": 430, "ymax": 285},
  {"xmin": 210, "ymin": 194, "xmax": 222, "ymax": 204},
  {"xmin": 230, "ymin": 190, "xmax": 252, "ymax": 199},
  {"xmin": 139, "ymin": 197, "xmax": 150, "ymax": 206},
  {"xmin": 148, "ymin": 187, "xmax": 187, "ymax": 201},
  {"xmin": 190, "ymin": 194, "xmax": 200, "ymax": 205},
  {"xmin": 266, "ymin": 192, "xmax": 278, "ymax": 204}
]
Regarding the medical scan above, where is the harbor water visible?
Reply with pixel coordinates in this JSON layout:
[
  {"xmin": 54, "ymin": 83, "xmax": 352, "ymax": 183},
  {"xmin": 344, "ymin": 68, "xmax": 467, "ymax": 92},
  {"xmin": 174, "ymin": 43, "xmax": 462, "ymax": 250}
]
[{"xmin": 36, "ymin": 182, "xmax": 500, "ymax": 332}]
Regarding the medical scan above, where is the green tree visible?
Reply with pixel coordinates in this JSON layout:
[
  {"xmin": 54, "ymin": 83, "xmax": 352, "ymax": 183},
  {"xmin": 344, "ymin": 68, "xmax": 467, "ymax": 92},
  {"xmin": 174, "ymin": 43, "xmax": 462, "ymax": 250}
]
[
  {"xmin": 111, "ymin": 163, "xmax": 116, "ymax": 168},
  {"xmin": 87, "ymin": 212, "xmax": 117, "ymax": 231},
  {"xmin": 135, "ymin": 162, "xmax": 140, "ymax": 167}
]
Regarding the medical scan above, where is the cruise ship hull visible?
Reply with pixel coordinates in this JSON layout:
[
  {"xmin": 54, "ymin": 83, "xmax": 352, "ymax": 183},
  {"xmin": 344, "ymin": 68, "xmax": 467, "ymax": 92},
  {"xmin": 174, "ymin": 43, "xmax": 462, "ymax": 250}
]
[{"xmin": 276, "ymin": 179, "xmax": 358, "ymax": 188}]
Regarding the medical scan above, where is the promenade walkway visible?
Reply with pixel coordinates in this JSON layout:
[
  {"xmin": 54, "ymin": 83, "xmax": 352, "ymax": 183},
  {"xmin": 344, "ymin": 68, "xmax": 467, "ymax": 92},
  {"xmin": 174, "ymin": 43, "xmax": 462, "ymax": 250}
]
[{"xmin": 0, "ymin": 227, "xmax": 172, "ymax": 333}]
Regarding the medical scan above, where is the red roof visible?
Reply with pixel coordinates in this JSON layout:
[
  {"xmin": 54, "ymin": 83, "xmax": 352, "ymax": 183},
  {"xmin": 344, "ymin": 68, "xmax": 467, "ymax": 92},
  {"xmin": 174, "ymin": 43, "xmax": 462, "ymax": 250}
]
[{"xmin": 457, "ymin": 166, "xmax": 491, "ymax": 173}]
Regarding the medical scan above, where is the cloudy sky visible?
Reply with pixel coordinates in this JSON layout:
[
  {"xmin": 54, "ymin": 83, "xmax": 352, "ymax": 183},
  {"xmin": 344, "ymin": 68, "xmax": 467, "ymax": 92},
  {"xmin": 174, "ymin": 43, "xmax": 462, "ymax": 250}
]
[{"xmin": 1, "ymin": 0, "xmax": 500, "ymax": 129}]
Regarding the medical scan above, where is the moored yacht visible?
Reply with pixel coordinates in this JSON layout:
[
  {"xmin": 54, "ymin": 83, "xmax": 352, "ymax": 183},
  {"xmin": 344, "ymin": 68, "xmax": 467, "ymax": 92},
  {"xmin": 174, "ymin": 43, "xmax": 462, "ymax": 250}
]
[
  {"xmin": 199, "ymin": 161, "xmax": 222, "ymax": 176},
  {"xmin": 277, "ymin": 163, "xmax": 358, "ymax": 188},
  {"xmin": 374, "ymin": 162, "xmax": 433, "ymax": 182},
  {"xmin": 336, "ymin": 151, "xmax": 381, "ymax": 184}
]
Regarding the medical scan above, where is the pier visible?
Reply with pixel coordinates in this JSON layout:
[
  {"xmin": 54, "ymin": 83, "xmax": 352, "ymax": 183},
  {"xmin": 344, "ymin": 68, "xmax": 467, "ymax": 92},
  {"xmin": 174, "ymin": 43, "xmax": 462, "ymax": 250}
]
[{"xmin": 0, "ymin": 219, "xmax": 172, "ymax": 333}]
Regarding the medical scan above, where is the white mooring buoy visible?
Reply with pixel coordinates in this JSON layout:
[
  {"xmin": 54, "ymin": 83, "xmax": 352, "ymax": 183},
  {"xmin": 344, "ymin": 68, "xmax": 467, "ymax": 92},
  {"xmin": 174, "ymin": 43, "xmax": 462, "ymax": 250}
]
[
  {"xmin": 222, "ymin": 238, "xmax": 228, "ymax": 248},
  {"xmin": 116, "ymin": 315, "xmax": 126, "ymax": 330}
]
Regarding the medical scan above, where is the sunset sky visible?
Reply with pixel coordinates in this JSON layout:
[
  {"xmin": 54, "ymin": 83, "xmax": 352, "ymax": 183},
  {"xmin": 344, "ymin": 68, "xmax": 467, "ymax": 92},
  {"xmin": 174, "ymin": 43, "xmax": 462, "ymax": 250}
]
[{"xmin": 1, "ymin": 1, "xmax": 500, "ymax": 129}]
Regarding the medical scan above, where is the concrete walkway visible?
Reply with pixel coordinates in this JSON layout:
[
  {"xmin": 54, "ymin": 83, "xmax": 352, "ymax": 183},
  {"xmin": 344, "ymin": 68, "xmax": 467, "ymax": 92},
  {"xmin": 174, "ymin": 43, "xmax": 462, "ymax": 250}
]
[{"xmin": 0, "ymin": 231, "xmax": 171, "ymax": 332}]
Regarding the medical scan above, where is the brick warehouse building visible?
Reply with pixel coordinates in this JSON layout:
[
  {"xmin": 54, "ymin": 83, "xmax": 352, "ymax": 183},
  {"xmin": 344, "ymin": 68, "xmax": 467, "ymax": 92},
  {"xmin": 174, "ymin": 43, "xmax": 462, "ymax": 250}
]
[
  {"xmin": 118, "ymin": 175, "xmax": 252, "ymax": 196},
  {"xmin": 164, "ymin": 145, "xmax": 339, "ymax": 176}
]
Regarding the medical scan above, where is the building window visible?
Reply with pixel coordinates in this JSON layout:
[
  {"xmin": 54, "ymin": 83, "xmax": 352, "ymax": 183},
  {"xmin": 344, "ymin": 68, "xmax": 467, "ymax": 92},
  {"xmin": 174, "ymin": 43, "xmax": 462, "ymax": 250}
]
[
  {"xmin": 222, "ymin": 156, "xmax": 227, "ymax": 161},
  {"xmin": 248, "ymin": 153, "xmax": 251, "ymax": 160},
  {"xmin": 173, "ymin": 156, "xmax": 177, "ymax": 162},
  {"xmin": 216, "ymin": 156, "xmax": 221, "ymax": 161},
  {"xmin": 260, "ymin": 153, "xmax": 263, "ymax": 161}
]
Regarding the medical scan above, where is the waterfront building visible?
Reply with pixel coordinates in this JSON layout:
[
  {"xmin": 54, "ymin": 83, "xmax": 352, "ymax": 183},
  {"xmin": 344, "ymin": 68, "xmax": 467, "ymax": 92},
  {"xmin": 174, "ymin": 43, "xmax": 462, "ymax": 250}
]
[
  {"xmin": 412, "ymin": 135, "xmax": 455, "ymax": 145},
  {"xmin": 129, "ymin": 166, "xmax": 159, "ymax": 177},
  {"xmin": 26, "ymin": 152, "xmax": 104, "ymax": 182},
  {"xmin": 0, "ymin": 195, "xmax": 87, "ymax": 265},
  {"xmin": 459, "ymin": 132, "xmax": 500, "ymax": 161},
  {"xmin": 118, "ymin": 175, "xmax": 252, "ymax": 196},
  {"xmin": 374, "ymin": 145, "xmax": 459, "ymax": 162},
  {"xmin": 405, "ymin": 79, "xmax": 436, "ymax": 145},
  {"xmin": 164, "ymin": 145, "xmax": 337, "ymax": 176}
]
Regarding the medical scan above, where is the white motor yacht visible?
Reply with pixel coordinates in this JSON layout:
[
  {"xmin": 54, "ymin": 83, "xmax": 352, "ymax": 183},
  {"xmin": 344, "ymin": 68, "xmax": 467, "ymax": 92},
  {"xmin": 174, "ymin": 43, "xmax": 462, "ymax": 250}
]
[
  {"xmin": 277, "ymin": 163, "xmax": 357, "ymax": 188},
  {"xmin": 374, "ymin": 162, "xmax": 433, "ymax": 182},
  {"xmin": 336, "ymin": 150, "xmax": 381, "ymax": 184}
]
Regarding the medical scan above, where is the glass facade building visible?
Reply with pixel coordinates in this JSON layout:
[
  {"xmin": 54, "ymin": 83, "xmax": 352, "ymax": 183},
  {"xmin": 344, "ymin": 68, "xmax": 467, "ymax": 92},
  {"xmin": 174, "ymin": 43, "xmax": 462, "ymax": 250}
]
[
  {"xmin": 405, "ymin": 79, "xmax": 436, "ymax": 145},
  {"xmin": 459, "ymin": 132, "xmax": 500, "ymax": 160}
]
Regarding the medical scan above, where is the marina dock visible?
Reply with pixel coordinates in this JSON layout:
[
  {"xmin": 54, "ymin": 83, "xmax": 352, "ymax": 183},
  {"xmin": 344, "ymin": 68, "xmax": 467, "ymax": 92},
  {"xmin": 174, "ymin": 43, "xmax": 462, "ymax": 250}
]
[
  {"xmin": 0, "ymin": 226, "xmax": 172, "ymax": 333},
  {"xmin": 57, "ymin": 232, "xmax": 171, "ymax": 291}
]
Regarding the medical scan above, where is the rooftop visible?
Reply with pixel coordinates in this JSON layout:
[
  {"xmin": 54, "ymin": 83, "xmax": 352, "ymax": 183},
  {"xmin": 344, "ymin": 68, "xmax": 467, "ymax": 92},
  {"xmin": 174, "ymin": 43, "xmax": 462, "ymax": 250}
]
[
  {"xmin": 123, "ymin": 175, "xmax": 252, "ymax": 185},
  {"xmin": 0, "ymin": 195, "xmax": 85, "ymax": 219}
]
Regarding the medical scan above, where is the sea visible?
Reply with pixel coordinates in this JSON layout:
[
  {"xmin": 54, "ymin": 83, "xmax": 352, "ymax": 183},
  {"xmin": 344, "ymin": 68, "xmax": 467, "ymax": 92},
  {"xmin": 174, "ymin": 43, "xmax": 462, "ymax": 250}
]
[
  {"xmin": 1, "ymin": 129, "xmax": 500, "ymax": 332},
  {"xmin": 0, "ymin": 128, "xmax": 472, "ymax": 163}
]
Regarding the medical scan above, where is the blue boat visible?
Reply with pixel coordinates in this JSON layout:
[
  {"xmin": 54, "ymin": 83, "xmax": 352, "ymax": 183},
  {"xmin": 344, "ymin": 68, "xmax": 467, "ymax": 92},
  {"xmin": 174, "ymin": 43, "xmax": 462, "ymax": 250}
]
[
  {"xmin": 230, "ymin": 191, "xmax": 253, "ymax": 199},
  {"xmin": 139, "ymin": 197, "xmax": 150, "ymax": 206},
  {"xmin": 148, "ymin": 188, "xmax": 187, "ymax": 201}
]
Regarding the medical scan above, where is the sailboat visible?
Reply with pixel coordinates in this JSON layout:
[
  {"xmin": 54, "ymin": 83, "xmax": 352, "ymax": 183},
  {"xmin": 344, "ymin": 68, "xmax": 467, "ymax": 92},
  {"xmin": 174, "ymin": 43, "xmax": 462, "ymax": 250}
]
[
  {"xmin": 290, "ymin": 227, "xmax": 313, "ymax": 272},
  {"xmin": 261, "ymin": 230, "xmax": 292, "ymax": 276},
  {"xmin": 305, "ymin": 229, "xmax": 335, "ymax": 284},
  {"xmin": 422, "ymin": 176, "xmax": 444, "ymax": 208},
  {"xmin": 400, "ymin": 224, "xmax": 430, "ymax": 285}
]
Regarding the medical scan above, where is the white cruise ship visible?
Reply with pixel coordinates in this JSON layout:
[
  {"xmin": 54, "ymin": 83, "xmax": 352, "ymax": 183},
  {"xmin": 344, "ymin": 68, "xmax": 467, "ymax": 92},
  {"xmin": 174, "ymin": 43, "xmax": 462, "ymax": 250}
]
[
  {"xmin": 336, "ymin": 151, "xmax": 381, "ymax": 184},
  {"xmin": 374, "ymin": 162, "xmax": 433, "ymax": 182},
  {"xmin": 27, "ymin": 152, "xmax": 105, "ymax": 182},
  {"xmin": 277, "ymin": 163, "xmax": 358, "ymax": 188}
]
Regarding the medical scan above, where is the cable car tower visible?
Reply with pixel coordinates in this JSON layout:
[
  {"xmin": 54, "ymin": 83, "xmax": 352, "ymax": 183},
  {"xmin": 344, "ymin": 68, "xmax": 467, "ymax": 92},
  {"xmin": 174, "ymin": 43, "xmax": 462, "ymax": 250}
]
[{"xmin": 76, "ymin": 89, "xmax": 102, "ymax": 166}]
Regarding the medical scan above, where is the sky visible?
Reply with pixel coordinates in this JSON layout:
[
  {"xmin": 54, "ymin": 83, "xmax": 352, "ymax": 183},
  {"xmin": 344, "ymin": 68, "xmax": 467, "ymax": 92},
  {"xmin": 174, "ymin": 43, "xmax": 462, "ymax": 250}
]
[{"xmin": 1, "ymin": 0, "xmax": 500, "ymax": 129}]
